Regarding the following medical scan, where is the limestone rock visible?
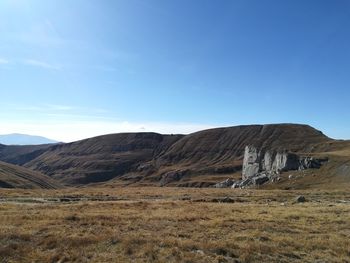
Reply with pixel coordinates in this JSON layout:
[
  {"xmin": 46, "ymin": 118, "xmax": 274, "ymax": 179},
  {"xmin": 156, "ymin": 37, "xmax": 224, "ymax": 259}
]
[
  {"xmin": 242, "ymin": 146, "xmax": 260, "ymax": 179},
  {"xmin": 213, "ymin": 178, "xmax": 235, "ymax": 188},
  {"xmin": 220, "ymin": 145, "xmax": 327, "ymax": 189},
  {"xmin": 242, "ymin": 145, "xmax": 326, "ymax": 183},
  {"xmin": 252, "ymin": 174, "xmax": 269, "ymax": 185},
  {"xmin": 231, "ymin": 183, "xmax": 240, "ymax": 189}
]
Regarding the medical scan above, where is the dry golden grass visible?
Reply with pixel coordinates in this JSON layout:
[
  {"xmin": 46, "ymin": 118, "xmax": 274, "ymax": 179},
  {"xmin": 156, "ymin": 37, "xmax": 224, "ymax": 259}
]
[{"xmin": 0, "ymin": 187, "xmax": 350, "ymax": 262}]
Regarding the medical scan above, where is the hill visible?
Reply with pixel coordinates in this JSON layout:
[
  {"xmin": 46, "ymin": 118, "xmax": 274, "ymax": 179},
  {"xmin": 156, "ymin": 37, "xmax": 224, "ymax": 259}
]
[
  {"xmin": 0, "ymin": 133, "xmax": 58, "ymax": 145},
  {"xmin": 0, "ymin": 161, "xmax": 61, "ymax": 189},
  {"xmin": 156, "ymin": 124, "xmax": 330, "ymax": 171},
  {"xmin": 0, "ymin": 124, "xmax": 349, "ymax": 188},
  {"xmin": 20, "ymin": 133, "xmax": 183, "ymax": 185}
]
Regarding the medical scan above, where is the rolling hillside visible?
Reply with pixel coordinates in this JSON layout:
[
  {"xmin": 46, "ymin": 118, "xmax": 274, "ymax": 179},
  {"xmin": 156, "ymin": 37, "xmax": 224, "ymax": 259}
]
[
  {"xmin": 0, "ymin": 124, "xmax": 349, "ymax": 188},
  {"xmin": 0, "ymin": 143, "xmax": 54, "ymax": 165},
  {"xmin": 0, "ymin": 161, "xmax": 61, "ymax": 189},
  {"xmin": 20, "ymin": 133, "xmax": 183, "ymax": 185},
  {"xmin": 156, "ymin": 124, "xmax": 330, "ymax": 170}
]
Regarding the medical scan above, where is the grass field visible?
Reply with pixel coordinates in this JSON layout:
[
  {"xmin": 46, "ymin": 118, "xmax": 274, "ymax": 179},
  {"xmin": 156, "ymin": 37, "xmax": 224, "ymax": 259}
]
[{"xmin": 0, "ymin": 187, "xmax": 350, "ymax": 262}]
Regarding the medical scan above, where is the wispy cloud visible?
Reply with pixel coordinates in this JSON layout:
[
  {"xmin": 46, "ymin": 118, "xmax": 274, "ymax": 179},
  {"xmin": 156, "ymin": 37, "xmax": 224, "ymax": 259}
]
[
  {"xmin": 8, "ymin": 104, "xmax": 75, "ymax": 112},
  {"xmin": 1, "ymin": 58, "xmax": 61, "ymax": 70},
  {"xmin": 23, "ymin": 59, "xmax": 61, "ymax": 70},
  {"xmin": 0, "ymin": 58, "xmax": 12, "ymax": 70},
  {"xmin": 46, "ymin": 104, "xmax": 74, "ymax": 111},
  {"xmin": 12, "ymin": 106, "xmax": 46, "ymax": 111},
  {"xmin": 0, "ymin": 58, "xmax": 9, "ymax": 64}
]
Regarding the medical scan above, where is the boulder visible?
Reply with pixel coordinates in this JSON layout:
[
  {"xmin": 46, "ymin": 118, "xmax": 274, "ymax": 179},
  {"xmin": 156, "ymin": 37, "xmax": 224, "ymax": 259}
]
[
  {"xmin": 295, "ymin": 195, "xmax": 306, "ymax": 203},
  {"xmin": 231, "ymin": 183, "xmax": 240, "ymax": 189},
  {"xmin": 298, "ymin": 157, "xmax": 326, "ymax": 170},
  {"xmin": 240, "ymin": 177, "xmax": 252, "ymax": 187},
  {"xmin": 213, "ymin": 178, "xmax": 235, "ymax": 188},
  {"xmin": 252, "ymin": 174, "xmax": 269, "ymax": 185}
]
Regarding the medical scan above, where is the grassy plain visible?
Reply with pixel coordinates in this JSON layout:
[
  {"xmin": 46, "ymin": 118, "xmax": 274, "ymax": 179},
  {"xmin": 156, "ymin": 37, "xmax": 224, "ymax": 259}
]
[{"xmin": 0, "ymin": 187, "xmax": 349, "ymax": 262}]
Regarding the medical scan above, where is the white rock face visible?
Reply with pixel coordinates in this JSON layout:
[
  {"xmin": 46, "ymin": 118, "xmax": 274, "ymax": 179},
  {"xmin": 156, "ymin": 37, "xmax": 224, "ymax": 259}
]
[
  {"xmin": 242, "ymin": 146, "xmax": 301, "ymax": 180},
  {"xmin": 237, "ymin": 145, "xmax": 326, "ymax": 188},
  {"xmin": 263, "ymin": 151, "xmax": 274, "ymax": 171},
  {"xmin": 242, "ymin": 146, "xmax": 261, "ymax": 180}
]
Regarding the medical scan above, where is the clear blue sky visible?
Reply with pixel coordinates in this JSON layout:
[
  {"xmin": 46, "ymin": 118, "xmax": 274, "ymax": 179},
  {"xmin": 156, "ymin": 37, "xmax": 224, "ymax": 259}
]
[{"xmin": 1, "ymin": 0, "xmax": 350, "ymax": 142}]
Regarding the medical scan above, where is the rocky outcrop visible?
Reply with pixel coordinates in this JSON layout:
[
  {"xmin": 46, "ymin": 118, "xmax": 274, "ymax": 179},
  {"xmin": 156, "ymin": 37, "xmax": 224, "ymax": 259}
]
[
  {"xmin": 231, "ymin": 146, "xmax": 328, "ymax": 188},
  {"xmin": 243, "ymin": 146, "xmax": 326, "ymax": 179},
  {"xmin": 243, "ymin": 146, "xmax": 301, "ymax": 180},
  {"xmin": 251, "ymin": 174, "xmax": 270, "ymax": 185}
]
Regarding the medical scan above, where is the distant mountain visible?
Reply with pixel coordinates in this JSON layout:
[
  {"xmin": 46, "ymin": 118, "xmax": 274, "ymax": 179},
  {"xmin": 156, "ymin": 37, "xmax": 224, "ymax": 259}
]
[{"xmin": 0, "ymin": 133, "xmax": 58, "ymax": 145}]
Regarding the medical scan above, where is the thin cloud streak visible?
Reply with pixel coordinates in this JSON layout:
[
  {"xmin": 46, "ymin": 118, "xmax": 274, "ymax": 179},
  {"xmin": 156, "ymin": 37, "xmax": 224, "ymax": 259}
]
[
  {"xmin": 23, "ymin": 59, "xmax": 61, "ymax": 70},
  {"xmin": 11, "ymin": 104, "xmax": 74, "ymax": 112},
  {"xmin": 0, "ymin": 58, "xmax": 9, "ymax": 64},
  {"xmin": 46, "ymin": 104, "xmax": 74, "ymax": 111}
]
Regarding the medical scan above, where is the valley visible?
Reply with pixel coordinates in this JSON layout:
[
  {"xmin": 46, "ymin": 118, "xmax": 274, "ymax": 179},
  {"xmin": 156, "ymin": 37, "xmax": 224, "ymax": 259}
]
[{"xmin": 0, "ymin": 124, "xmax": 349, "ymax": 262}]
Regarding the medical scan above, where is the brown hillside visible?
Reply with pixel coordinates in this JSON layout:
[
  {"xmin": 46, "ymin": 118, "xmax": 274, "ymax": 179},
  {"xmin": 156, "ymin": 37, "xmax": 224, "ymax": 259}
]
[
  {"xmin": 22, "ymin": 133, "xmax": 183, "ymax": 185},
  {"xmin": 0, "ymin": 161, "xmax": 61, "ymax": 189},
  {"xmin": 0, "ymin": 143, "xmax": 53, "ymax": 165},
  {"xmin": 0, "ymin": 124, "xmax": 348, "ymax": 188},
  {"xmin": 139, "ymin": 124, "xmax": 334, "ymax": 186},
  {"xmin": 157, "ymin": 124, "xmax": 330, "ymax": 168}
]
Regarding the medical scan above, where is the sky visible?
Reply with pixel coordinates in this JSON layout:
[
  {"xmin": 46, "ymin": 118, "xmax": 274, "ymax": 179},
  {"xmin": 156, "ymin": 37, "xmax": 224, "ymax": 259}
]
[{"xmin": 1, "ymin": 0, "xmax": 350, "ymax": 142}]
